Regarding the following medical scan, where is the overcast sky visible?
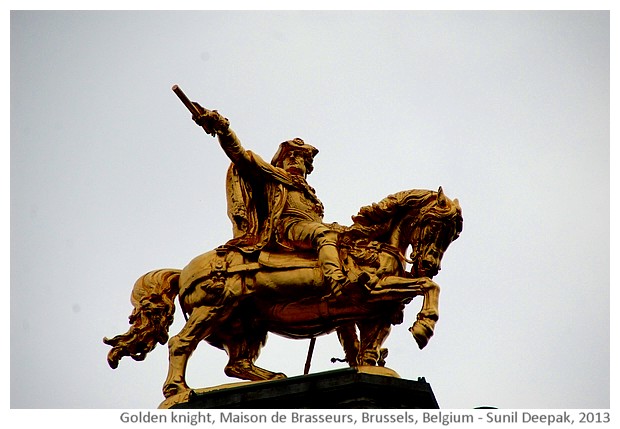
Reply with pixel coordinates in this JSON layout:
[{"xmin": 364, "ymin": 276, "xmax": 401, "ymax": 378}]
[{"xmin": 9, "ymin": 8, "xmax": 611, "ymax": 412}]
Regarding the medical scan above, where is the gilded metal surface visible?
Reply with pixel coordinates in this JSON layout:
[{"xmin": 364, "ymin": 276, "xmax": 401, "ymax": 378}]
[{"xmin": 104, "ymin": 86, "xmax": 463, "ymax": 400}]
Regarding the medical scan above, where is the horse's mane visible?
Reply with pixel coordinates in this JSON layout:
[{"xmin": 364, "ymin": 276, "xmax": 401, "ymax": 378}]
[{"xmin": 348, "ymin": 189, "xmax": 462, "ymax": 240}]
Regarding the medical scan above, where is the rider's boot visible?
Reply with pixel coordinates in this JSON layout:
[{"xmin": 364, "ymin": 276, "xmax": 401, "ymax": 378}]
[{"xmin": 318, "ymin": 242, "xmax": 369, "ymax": 298}]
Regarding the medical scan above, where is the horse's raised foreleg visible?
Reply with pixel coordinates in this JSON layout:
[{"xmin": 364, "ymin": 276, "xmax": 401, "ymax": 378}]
[
  {"xmin": 368, "ymin": 276, "xmax": 440, "ymax": 349},
  {"xmin": 163, "ymin": 304, "xmax": 234, "ymax": 398},
  {"xmin": 409, "ymin": 280, "xmax": 440, "ymax": 349}
]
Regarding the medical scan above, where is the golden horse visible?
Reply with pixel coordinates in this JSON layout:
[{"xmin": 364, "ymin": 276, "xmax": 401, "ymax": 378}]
[{"xmin": 104, "ymin": 187, "xmax": 462, "ymax": 399}]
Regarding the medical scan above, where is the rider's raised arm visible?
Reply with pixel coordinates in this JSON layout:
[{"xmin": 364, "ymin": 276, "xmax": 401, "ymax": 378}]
[
  {"xmin": 214, "ymin": 120, "xmax": 250, "ymax": 167},
  {"xmin": 192, "ymin": 105, "xmax": 255, "ymax": 172}
]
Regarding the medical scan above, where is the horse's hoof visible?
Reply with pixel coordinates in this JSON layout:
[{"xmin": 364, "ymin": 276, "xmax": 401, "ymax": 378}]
[
  {"xmin": 409, "ymin": 321, "xmax": 433, "ymax": 349},
  {"xmin": 163, "ymin": 383, "xmax": 190, "ymax": 398}
]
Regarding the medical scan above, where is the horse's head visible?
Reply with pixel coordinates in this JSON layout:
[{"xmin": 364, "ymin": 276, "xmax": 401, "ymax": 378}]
[
  {"xmin": 408, "ymin": 187, "xmax": 462, "ymax": 278},
  {"xmin": 348, "ymin": 187, "xmax": 462, "ymax": 279}
]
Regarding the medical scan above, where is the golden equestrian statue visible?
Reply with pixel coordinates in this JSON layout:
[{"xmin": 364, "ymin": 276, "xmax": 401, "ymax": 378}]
[{"xmin": 104, "ymin": 85, "xmax": 463, "ymax": 402}]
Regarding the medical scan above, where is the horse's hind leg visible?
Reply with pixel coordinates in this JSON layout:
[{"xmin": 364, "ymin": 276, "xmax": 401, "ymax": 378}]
[
  {"xmin": 163, "ymin": 304, "xmax": 233, "ymax": 398},
  {"xmin": 337, "ymin": 323, "xmax": 360, "ymax": 367},
  {"xmin": 223, "ymin": 331, "xmax": 286, "ymax": 381}
]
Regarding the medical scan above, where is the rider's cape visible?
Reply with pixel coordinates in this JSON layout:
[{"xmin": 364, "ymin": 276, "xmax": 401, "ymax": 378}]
[{"xmin": 224, "ymin": 151, "xmax": 323, "ymax": 254}]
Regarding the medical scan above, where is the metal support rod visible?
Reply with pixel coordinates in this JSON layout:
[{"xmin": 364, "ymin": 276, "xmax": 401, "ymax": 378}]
[{"xmin": 304, "ymin": 337, "xmax": 316, "ymax": 375}]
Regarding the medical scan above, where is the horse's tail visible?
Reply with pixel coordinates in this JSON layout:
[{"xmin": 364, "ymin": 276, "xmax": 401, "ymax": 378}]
[{"xmin": 104, "ymin": 269, "xmax": 181, "ymax": 369}]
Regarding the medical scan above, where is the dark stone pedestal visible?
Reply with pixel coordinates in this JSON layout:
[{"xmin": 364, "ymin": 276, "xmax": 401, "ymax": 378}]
[{"xmin": 168, "ymin": 367, "xmax": 439, "ymax": 409}]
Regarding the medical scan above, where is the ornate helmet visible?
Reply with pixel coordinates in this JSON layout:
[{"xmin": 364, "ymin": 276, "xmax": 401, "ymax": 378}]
[{"xmin": 271, "ymin": 138, "xmax": 319, "ymax": 174}]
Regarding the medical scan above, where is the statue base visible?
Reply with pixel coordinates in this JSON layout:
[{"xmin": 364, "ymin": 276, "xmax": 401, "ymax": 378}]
[{"xmin": 160, "ymin": 367, "xmax": 439, "ymax": 409}]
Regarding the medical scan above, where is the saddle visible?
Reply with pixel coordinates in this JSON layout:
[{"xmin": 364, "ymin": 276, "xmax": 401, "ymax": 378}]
[
  {"xmin": 257, "ymin": 250, "xmax": 318, "ymax": 269},
  {"xmin": 258, "ymin": 247, "xmax": 370, "ymax": 286},
  {"xmin": 206, "ymin": 242, "xmax": 371, "ymax": 284},
  {"xmin": 195, "ymin": 246, "xmax": 318, "ymax": 278}
]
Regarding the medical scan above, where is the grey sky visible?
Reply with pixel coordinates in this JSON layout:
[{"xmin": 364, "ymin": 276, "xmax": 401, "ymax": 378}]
[{"xmin": 10, "ymin": 10, "xmax": 610, "ymax": 410}]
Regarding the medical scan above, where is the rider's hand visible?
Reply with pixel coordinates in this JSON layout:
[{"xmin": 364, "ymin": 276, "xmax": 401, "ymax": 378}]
[{"xmin": 192, "ymin": 103, "xmax": 230, "ymax": 136}]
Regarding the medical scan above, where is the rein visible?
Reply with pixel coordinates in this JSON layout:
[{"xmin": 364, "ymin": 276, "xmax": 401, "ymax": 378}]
[{"xmin": 379, "ymin": 242, "xmax": 413, "ymax": 268}]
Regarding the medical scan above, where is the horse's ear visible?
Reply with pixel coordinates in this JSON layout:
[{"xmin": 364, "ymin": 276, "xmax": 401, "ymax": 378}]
[{"xmin": 437, "ymin": 186, "xmax": 447, "ymax": 207}]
